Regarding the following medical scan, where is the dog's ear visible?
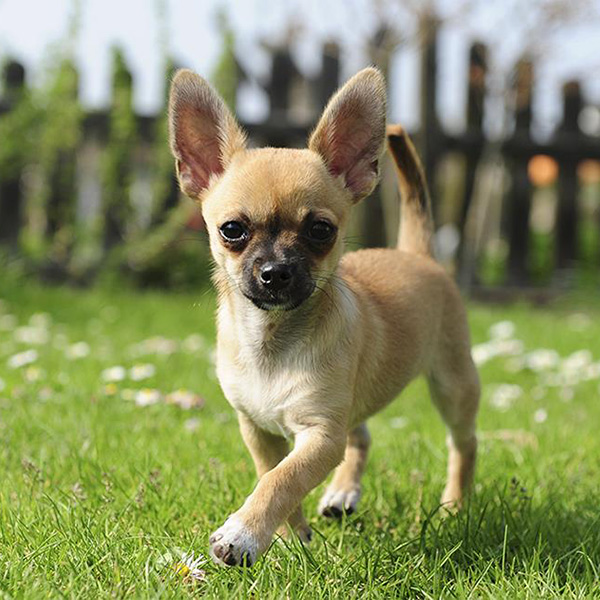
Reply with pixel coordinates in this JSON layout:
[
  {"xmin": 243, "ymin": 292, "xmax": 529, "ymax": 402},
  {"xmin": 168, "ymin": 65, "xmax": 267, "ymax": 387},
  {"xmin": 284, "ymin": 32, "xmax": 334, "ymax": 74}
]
[
  {"xmin": 309, "ymin": 67, "xmax": 386, "ymax": 202},
  {"xmin": 168, "ymin": 69, "xmax": 246, "ymax": 199}
]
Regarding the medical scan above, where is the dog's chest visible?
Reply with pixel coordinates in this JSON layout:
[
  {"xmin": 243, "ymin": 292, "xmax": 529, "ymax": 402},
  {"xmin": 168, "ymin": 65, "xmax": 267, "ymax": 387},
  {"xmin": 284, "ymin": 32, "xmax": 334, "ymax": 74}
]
[{"xmin": 216, "ymin": 347, "xmax": 311, "ymax": 438}]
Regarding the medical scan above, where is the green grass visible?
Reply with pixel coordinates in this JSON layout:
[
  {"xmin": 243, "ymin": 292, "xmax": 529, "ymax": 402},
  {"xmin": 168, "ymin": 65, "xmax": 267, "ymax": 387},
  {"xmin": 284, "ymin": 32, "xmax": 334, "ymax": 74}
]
[{"xmin": 1, "ymin": 276, "xmax": 600, "ymax": 598}]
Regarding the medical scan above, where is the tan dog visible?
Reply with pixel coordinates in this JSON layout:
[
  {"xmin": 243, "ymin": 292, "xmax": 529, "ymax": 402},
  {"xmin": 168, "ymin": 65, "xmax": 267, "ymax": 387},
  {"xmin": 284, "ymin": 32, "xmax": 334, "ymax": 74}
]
[{"xmin": 168, "ymin": 67, "xmax": 480, "ymax": 567}]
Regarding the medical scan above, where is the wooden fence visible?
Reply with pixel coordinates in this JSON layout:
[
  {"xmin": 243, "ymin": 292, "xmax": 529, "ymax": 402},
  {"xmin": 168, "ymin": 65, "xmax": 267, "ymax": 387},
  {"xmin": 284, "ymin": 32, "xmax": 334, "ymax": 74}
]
[{"xmin": 1, "ymin": 22, "xmax": 599, "ymax": 290}]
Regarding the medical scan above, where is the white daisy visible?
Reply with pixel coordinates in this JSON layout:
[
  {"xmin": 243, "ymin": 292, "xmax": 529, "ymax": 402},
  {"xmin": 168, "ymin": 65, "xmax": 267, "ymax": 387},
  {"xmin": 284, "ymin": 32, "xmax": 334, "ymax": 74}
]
[
  {"xmin": 472, "ymin": 338, "xmax": 523, "ymax": 366},
  {"xmin": 129, "ymin": 364, "xmax": 156, "ymax": 381},
  {"xmin": 8, "ymin": 349, "xmax": 38, "ymax": 369},
  {"xmin": 134, "ymin": 389, "xmax": 162, "ymax": 407},
  {"xmin": 166, "ymin": 389, "xmax": 204, "ymax": 410},
  {"xmin": 29, "ymin": 313, "xmax": 52, "ymax": 328},
  {"xmin": 488, "ymin": 320, "xmax": 515, "ymax": 340},
  {"xmin": 102, "ymin": 366, "xmax": 127, "ymax": 382},
  {"xmin": 561, "ymin": 350, "xmax": 592, "ymax": 374},
  {"xmin": 24, "ymin": 366, "xmax": 45, "ymax": 382},
  {"xmin": 525, "ymin": 349, "xmax": 560, "ymax": 372},
  {"xmin": 472, "ymin": 343, "xmax": 494, "ymax": 366},
  {"xmin": 13, "ymin": 326, "xmax": 50, "ymax": 345},
  {"xmin": 182, "ymin": 334, "xmax": 207, "ymax": 353},
  {"xmin": 489, "ymin": 384, "xmax": 522, "ymax": 411},
  {"xmin": 131, "ymin": 336, "xmax": 178, "ymax": 357},
  {"xmin": 173, "ymin": 552, "xmax": 207, "ymax": 582},
  {"xmin": 584, "ymin": 362, "xmax": 600, "ymax": 381},
  {"xmin": 495, "ymin": 339, "xmax": 524, "ymax": 356},
  {"xmin": 533, "ymin": 408, "xmax": 548, "ymax": 423},
  {"xmin": 66, "ymin": 342, "xmax": 91, "ymax": 360}
]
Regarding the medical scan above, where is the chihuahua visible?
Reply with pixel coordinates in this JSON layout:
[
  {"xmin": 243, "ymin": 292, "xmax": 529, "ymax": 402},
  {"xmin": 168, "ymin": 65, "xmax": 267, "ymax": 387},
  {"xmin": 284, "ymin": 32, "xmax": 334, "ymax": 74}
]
[{"xmin": 168, "ymin": 67, "xmax": 480, "ymax": 567}]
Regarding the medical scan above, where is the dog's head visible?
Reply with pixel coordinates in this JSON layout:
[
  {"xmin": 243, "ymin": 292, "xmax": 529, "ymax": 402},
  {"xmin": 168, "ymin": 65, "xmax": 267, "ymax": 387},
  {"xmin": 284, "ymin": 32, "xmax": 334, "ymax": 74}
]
[{"xmin": 168, "ymin": 68, "xmax": 386, "ymax": 311}]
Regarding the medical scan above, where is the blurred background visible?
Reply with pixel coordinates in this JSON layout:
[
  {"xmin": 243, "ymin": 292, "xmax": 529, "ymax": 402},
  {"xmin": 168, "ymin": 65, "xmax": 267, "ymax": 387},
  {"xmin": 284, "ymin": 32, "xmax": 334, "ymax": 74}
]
[{"xmin": 1, "ymin": 0, "xmax": 600, "ymax": 294}]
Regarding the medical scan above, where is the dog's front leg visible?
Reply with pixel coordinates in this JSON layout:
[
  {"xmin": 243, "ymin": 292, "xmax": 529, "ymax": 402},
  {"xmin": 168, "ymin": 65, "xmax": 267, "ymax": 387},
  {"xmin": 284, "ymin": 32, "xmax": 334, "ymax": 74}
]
[
  {"xmin": 237, "ymin": 413, "xmax": 312, "ymax": 543},
  {"xmin": 209, "ymin": 423, "xmax": 346, "ymax": 567}
]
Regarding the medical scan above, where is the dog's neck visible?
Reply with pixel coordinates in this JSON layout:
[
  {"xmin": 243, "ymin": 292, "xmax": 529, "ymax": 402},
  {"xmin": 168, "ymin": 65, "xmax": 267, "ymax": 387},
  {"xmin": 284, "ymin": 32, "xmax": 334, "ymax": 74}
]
[{"xmin": 216, "ymin": 274, "xmax": 343, "ymax": 362}]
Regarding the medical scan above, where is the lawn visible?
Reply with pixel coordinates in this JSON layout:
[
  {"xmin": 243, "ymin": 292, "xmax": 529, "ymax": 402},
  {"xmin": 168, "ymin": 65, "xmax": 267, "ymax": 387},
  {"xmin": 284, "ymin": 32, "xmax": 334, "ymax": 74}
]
[{"xmin": 1, "ymin": 275, "xmax": 599, "ymax": 598}]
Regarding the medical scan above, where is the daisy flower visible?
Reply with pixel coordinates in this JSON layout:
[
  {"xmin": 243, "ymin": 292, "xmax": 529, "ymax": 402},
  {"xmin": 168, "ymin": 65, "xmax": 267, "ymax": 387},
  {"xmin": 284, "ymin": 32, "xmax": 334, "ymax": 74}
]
[
  {"xmin": 561, "ymin": 350, "xmax": 592, "ymax": 374},
  {"xmin": 172, "ymin": 552, "xmax": 207, "ymax": 582},
  {"xmin": 66, "ymin": 342, "xmax": 91, "ymax": 360},
  {"xmin": 131, "ymin": 337, "xmax": 177, "ymax": 357},
  {"xmin": 29, "ymin": 313, "xmax": 52, "ymax": 328},
  {"xmin": 14, "ymin": 326, "xmax": 50, "ymax": 345},
  {"xmin": 488, "ymin": 320, "xmax": 515, "ymax": 340},
  {"xmin": 182, "ymin": 334, "xmax": 207, "ymax": 354},
  {"xmin": 134, "ymin": 388, "xmax": 162, "ymax": 407},
  {"xmin": 489, "ymin": 384, "xmax": 523, "ymax": 412},
  {"xmin": 8, "ymin": 349, "xmax": 38, "ymax": 369},
  {"xmin": 525, "ymin": 349, "xmax": 560, "ymax": 372},
  {"xmin": 166, "ymin": 389, "xmax": 204, "ymax": 410},
  {"xmin": 102, "ymin": 366, "xmax": 126, "ymax": 382},
  {"xmin": 25, "ymin": 366, "xmax": 45, "ymax": 382},
  {"xmin": 129, "ymin": 363, "xmax": 156, "ymax": 381}
]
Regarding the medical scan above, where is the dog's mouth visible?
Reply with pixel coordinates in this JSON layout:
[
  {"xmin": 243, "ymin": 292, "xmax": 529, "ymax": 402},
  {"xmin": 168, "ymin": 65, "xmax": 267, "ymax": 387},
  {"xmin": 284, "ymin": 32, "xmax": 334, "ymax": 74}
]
[
  {"xmin": 242, "ymin": 280, "xmax": 316, "ymax": 312},
  {"xmin": 244, "ymin": 295, "xmax": 306, "ymax": 311}
]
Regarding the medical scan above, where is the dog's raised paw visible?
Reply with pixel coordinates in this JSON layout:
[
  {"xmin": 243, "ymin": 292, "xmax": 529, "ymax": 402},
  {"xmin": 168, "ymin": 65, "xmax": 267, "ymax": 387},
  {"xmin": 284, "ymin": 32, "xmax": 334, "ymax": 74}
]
[
  {"xmin": 209, "ymin": 517, "xmax": 260, "ymax": 567},
  {"xmin": 318, "ymin": 485, "xmax": 361, "ymax": 518}
]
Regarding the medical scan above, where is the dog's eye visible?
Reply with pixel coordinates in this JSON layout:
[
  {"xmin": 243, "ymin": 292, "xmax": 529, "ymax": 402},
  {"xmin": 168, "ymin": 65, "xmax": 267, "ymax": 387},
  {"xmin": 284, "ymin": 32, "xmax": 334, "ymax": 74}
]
[
  {"xmin": 220, "ymin": 221, "xmax": 247, "ymax": 242},
  {"xmin": 308, "ymin": 220, "xmax": 335, "ymax": 242}
]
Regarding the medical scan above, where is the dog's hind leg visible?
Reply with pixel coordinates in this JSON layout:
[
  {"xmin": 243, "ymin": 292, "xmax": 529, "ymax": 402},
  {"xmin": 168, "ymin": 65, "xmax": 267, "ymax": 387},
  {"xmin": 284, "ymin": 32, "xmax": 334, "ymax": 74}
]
[
  {"xmin": 427, "ymin": 350, "xmax": 480, "ymax": 510},
  {"xmin": 318, "ymin": 423, "xmax": 371, "ymax": 518},
  {"xmin": 238, "ymin": 414, "xmax": 312, "ymax": 542}
]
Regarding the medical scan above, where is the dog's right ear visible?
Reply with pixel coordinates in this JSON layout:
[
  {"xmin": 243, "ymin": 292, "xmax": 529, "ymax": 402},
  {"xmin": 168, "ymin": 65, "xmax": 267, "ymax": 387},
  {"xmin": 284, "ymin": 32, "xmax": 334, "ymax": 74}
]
[{"xmin": 168, "ymin": 69, "xmax": 246, "ymax": 199}]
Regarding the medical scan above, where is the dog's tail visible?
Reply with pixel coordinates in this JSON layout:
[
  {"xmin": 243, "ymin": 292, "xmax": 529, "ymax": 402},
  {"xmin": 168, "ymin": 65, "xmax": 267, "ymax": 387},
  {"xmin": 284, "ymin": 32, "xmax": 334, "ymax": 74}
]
[{"xmin": 387, "ymin": 125, "xmax": 434, "ymax": 257}]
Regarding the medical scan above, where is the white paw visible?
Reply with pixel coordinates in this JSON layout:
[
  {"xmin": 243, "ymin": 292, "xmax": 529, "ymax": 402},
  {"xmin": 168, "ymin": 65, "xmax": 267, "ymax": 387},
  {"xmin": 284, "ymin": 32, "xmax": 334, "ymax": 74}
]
[
  {"xmin": 209, "ymin": 516, "xmax": 261, "ymax": 567},
  {"xmin": 318, "ymin": 485, "xmax": 361, "ymax": 518}
]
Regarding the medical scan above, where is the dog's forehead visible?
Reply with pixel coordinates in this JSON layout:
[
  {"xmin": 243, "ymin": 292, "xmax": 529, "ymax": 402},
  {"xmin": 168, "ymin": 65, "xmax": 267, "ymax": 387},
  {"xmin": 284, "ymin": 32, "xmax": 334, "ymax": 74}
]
[{"xmin": 207, "ymin": 148, "xmax": 346, "ymax": 223}]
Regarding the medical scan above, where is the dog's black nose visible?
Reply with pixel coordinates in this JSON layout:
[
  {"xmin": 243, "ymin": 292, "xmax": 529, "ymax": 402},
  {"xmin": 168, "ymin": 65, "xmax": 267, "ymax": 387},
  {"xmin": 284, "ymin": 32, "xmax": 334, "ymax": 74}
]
[{"xmin": 259, "ymin": 262, "xmax": 293, "ymax": 291}]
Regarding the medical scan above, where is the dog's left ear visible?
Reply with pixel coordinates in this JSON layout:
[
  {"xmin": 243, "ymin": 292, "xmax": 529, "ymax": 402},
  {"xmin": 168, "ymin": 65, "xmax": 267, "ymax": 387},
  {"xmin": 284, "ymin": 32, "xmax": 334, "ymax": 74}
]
[{"xmin": 309, "ymin": 67, "xmax": 387, "ymax": 202}]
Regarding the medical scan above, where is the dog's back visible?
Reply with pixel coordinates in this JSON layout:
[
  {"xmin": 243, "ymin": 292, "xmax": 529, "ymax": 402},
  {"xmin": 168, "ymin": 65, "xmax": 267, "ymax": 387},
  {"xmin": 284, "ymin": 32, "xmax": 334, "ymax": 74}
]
[{"xmin": 338, "ymin": 127, "xmax": 475, "ymax": 422}]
